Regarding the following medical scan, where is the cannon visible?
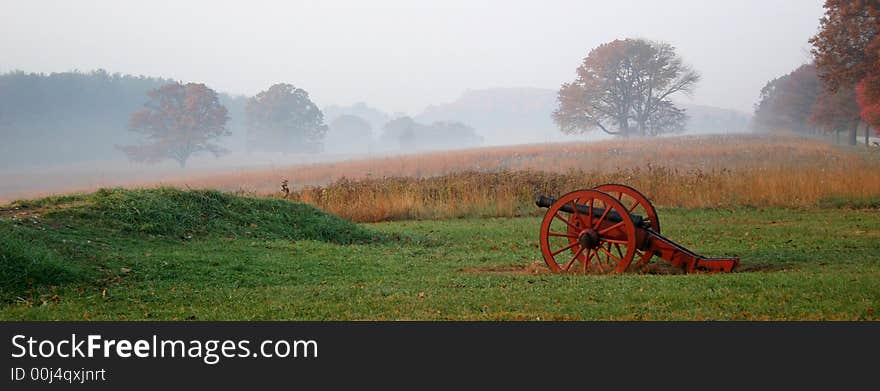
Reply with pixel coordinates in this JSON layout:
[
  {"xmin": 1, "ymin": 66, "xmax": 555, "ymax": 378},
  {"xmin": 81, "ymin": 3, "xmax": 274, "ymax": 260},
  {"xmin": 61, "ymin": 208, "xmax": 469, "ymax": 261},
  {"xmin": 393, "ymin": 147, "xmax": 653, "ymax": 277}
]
[{"xmin": 535, "ymin": 184, "xmax": 739, "ymax": 273}]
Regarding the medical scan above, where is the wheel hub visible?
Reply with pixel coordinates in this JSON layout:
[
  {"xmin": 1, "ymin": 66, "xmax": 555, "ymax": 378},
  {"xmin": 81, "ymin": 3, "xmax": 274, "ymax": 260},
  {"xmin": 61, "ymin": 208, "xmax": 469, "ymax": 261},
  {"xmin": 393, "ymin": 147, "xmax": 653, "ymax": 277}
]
[{"xmin": 577, "ymin": 228, "xmax": 600, "ymax": 249}]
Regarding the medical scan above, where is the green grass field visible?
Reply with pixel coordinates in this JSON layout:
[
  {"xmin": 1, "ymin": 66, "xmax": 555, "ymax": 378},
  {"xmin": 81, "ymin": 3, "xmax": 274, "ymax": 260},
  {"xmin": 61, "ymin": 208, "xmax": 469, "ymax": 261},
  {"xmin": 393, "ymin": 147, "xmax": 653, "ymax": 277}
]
[{"xmin": 1, "ymin": 188, "xmax": 878, "ymax": 320}]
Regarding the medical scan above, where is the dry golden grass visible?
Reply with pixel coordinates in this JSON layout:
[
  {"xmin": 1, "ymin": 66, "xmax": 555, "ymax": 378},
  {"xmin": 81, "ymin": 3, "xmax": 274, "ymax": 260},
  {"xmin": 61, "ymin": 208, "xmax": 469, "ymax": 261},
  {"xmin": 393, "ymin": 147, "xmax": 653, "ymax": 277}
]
[
  {"xmin": 290, "ymin": 161, "xmax": 879, "ymax": 222},
  {"xmin": 25, "ymin": 133, "xmax": 880, "ymax": 222},
  {"xmin": 173, "ymin": 134, "xmax": 858, "ymax": 187},
  {"xmin": 204, "ymin": 133, "xmax": 880, "ymax": 222}
]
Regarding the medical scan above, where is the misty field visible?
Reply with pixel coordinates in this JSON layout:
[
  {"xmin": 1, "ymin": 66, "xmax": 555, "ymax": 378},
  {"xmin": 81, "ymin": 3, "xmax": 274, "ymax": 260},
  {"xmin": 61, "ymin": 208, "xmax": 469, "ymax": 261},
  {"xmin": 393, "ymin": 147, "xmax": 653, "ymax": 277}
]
[{"xmin": 120, "ymin": 133, "xmax": 880, "ymax": 223}]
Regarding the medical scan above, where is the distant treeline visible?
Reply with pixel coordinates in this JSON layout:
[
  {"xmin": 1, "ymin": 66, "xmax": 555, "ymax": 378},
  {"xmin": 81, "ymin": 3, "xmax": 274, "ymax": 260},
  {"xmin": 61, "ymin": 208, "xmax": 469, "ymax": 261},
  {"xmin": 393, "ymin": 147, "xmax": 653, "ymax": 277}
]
[
  {"xmin": 0, "ymin": 70, "xmax": 484, "ymax": 168},
  {"xmin": 0, "ymin": 70, "xmax": 246, "ymax": 167},
  {"xmin": 751, "ymin": 63, "xmax": 876, "ymax": 146},
  {"xmin": 751, "ymin": 2, "xmax": 880, "ymax": 146}
]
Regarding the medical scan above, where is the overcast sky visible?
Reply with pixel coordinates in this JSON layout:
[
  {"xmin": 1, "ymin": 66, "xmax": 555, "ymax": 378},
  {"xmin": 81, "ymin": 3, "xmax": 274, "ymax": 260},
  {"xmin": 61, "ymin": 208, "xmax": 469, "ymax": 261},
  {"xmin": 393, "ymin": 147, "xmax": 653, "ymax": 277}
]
[{"xmin": 1, "ymin": 0, "xmax": 823, "ymax": 115}]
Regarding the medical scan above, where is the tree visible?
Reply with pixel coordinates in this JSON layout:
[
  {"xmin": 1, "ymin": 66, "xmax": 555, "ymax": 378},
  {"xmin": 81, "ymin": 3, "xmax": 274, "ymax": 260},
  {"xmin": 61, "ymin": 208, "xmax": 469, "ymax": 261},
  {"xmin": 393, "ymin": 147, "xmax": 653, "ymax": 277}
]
[
  {"xmin": 245, "ymin": 83, "xmax": 327, "ymax": 153},
  {"xmin": 856, "ymin": 73, "xmax": 880, "ymax": 137},
  {"xmin": 426, "ymin": 121, "xmax": 483, "ymax": 148},
  {"xmin": 809, "ymin": 1, "xmax": 880, "ymax": 92},
  {"xmin": 810, "ymin": 0, "xmax": 880, "ymax": 143},
  {"xmin": 553, "ymin": 38, "xmax": 700, "ymax": 137},
  {"xmin": 753, "ymin": 64, "xmax": 822, "ymax": 133},
  {"xmin": 323, "ymin": 102, "xmax": 390, "ymax": 132},
  {"xmin": 329, "ymin": 114, "xmax": 372, "ymax": 138},
  {"xmin": 380, "ymin": 116, "xmax": 419, "ymax": 148},
  {"xmin": 120, "ymin": 82, "xmax": 230, "ymax": 167},
  {"xmin": 325, "ymin": 114, "xmax": 372, "ymax": 153},
  {"xmin": 808, "ymin": 86, "xmax": 862, "ymax": 142},
  {"xmin": 380, "ymin": 116, "xmax": 482, "ymax": 150}
]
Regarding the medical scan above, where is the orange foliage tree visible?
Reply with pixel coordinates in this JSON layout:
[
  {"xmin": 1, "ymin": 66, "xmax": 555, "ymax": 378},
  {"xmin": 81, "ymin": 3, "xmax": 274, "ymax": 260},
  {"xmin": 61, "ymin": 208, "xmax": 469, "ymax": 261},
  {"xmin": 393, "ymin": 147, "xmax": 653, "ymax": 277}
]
[
  {"xmin": 810, "ymin": 0, "xmax": 880, "ymax": 141},
  {"xmin": 553, "ymin": 39, "xmax": 699, "ymax": 137},
  {"xmin": 856, "ymin": 75, "xmax": 880, "ymax": 134},
  {"xmin": 121, "ymin": 82, "xmax": 230, "ymax": 167},
  {"xmin": 808, "ymin": 86, "xmax": 862, "ymax": 139}
]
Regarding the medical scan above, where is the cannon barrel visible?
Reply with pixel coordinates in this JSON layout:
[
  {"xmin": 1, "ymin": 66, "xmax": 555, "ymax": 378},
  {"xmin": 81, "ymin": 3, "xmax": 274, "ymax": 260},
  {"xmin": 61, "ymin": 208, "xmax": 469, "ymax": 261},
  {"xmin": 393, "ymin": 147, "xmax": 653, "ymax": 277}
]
[{"xmin": 535, "ymin": 194, "xmax": 645, "ymax": 227}]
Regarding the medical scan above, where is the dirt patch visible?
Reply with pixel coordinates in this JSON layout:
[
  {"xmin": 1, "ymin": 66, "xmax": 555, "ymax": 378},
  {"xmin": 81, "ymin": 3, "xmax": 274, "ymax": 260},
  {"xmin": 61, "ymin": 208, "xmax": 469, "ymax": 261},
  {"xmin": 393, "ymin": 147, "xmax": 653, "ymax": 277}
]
[
  {"xmin": 462, "ymin": 261, "xmax": 684, "ymax": 276},
  {"xmin": 0, "ymin": 200, "xmax": 88, "ymax": 220},
  {"xmin": 462, "ymin": 261, "xmax": 785, "ymax": 275},
  {"xmin": 732, "ymin": 263, "xmax": 787, "ymax": 273},
  {"xmin": 628, "ymin": 262, "xmax": 687, "ymax": 275},
  {"xmin": 462, "ymin": 261, "xmax": 677, "ymax": 275},
  {"xmin": 0, "ymin": 206, "xmax": 40, "ymax": 219},
  {"xmin": 630, "ymin": 262, "xmax": 786, "ymax": 274}
]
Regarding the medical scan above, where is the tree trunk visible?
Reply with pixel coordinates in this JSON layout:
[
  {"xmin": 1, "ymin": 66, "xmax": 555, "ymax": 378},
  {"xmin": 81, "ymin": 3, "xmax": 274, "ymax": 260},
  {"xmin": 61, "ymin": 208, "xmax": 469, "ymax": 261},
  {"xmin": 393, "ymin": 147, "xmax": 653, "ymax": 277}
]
[
  {"xmin": 619, "ymin": 118, "xmax": 630, "ymax": 138},
  {"xmin": 865, "ymin": 122, "xmax": 870, "ymax": 146},
  {"xmin": 848, "ymin": 121, "xmax": 858, "ymax": 146}
]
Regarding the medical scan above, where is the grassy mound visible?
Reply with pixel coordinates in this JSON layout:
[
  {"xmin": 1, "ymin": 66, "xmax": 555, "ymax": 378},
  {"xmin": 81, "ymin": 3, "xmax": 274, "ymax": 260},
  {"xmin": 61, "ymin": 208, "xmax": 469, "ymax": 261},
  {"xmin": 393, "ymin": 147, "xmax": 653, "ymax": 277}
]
[
  {"xmin": 0, "ymin": 188, "xmax": 385, "ymax": 302},
  {"xmin": 0, "ymin": 221, "xmax": 88, "ymax": 301},
  {"xmin": 33, "ymin": 187, "xmax": 381, "ymax": 243}
]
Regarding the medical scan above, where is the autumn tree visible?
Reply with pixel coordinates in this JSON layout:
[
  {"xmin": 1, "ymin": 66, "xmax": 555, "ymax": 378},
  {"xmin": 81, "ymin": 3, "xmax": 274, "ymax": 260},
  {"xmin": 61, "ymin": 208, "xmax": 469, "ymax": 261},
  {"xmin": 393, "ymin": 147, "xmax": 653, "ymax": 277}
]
[
  {"xmin": 120, "ymin": 82, "xmax": 230, "ymax": 167},
  {"xmin": 808, "ymin": 86, "xmax": 862, "ymax": 143},
  {"xmin": 856, "ymin": 75, "xmax": 880, "ymax": 135},
  {"xmin": 810, "ymin": 0, "xmax": 880, "ymax": 143},
  {"xmin": 753, "ymin": 64, "xmax": 822, "ymax": 133},
  {"xmin": 810, "ymin": 1, "xmax": 879, "ymax": 91},
  {"xmin": 553, "ymin": 38, "xmax": 699, "ymax": 137},
  {"xmin": 245, "ymin": 83, "xmax": 327, "ymax": 153}
]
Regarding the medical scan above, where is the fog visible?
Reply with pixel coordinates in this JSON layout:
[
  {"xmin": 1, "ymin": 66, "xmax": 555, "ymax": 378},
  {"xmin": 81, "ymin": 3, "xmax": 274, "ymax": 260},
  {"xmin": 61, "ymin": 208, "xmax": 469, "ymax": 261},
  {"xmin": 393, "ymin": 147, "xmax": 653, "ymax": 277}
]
[
  {"xmin": 0, "ymin": 0, "xmax": 823, "ymax": 200},
  {"xmin": 1, "ymin": 0, "xmax": 822, "ymax": 113}
]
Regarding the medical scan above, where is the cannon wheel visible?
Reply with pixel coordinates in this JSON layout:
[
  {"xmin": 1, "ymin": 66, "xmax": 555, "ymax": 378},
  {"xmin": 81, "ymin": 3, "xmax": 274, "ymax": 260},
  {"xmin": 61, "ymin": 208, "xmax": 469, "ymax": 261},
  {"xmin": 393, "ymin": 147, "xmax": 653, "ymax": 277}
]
[
  {"xmin": 539, "ymin": 189, "xmax": 637, "ymax": 273},
  {"xmin": 593, "ymin": 183, "xmax": 660, "ymax": 265}
]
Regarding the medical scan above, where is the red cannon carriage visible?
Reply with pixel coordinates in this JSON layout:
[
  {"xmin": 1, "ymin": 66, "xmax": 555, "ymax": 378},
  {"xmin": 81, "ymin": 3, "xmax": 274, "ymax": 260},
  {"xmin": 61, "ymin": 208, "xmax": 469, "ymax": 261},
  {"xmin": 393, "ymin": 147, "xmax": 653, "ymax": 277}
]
[{"xmin": 535, "ymin": 184, "xmax": 739, "ymax": 273}]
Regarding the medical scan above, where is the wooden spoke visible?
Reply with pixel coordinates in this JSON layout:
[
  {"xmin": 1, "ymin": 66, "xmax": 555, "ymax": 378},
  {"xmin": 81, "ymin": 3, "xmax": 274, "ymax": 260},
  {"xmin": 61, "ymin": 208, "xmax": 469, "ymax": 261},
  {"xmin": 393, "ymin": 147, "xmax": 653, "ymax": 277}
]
[
  {"xmin": 582, "ymin": 248, "xmax": 593, "ymax": 273},
  {"xmin": 627, "ymin": 201, "xmax": 640, "ymax": 213},
  {"xmin": 598, "ymin": 221, "xmax": 625, "ymax": 235},
  {"xmin": 614, "ymin": 243, "xmax": 624, "ymax": 260},
  {"xmin": 563, "ymin": 247, "xmax": 585, "ymax": 271},
  {"xmin": 554, "ymin": 212, "xmax": 579, "ymax": 231},
  {"xmin": 550, "ymin": 241, "xmax": 578, "ymax": 257},
  {"xmin": 597, "ymin": 244, "xmax": 622, "ymax": 265},
  {"xmin": 593, "ymin": 207, "xmax": 611, "ymax": 230}
]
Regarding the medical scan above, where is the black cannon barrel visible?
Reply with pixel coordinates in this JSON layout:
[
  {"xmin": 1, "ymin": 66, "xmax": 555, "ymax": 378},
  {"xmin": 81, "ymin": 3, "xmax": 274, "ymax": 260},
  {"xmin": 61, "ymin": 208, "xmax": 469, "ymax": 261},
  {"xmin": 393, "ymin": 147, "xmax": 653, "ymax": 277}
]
[{"xmin": 535, "ymin": 194, "xmax": 645, "ymax": 227}]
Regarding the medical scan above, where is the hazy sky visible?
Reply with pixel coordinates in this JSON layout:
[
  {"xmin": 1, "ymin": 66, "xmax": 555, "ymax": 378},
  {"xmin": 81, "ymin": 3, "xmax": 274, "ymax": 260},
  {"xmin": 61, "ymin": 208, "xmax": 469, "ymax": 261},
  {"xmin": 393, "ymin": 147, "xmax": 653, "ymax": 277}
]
[{"xmin": 1, "ymin": 0, "xmax": 823, "ymax": 115}]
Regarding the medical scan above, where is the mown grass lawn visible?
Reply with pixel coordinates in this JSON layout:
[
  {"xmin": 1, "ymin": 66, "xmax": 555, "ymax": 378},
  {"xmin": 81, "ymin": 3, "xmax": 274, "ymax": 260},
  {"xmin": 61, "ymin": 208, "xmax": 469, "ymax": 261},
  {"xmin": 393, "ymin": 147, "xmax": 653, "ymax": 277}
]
[{"xmin": 1, "ymin": 191, "xmax": 878, "ymax": 320}]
